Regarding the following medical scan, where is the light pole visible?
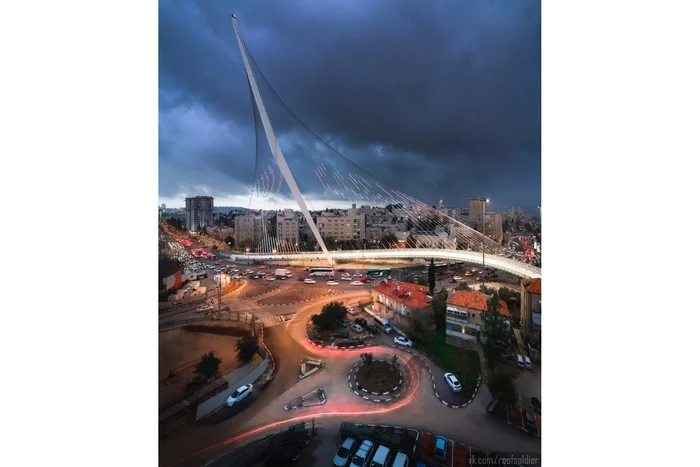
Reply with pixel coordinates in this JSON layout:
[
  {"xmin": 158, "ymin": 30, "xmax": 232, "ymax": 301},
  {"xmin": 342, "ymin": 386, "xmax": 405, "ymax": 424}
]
[{"xmin": 482, "ymin": 197, "xmax": 490, "ymax": 290}]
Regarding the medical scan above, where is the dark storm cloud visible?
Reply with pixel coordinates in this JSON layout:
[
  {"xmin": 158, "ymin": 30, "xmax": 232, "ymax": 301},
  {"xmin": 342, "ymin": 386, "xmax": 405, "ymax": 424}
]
[{"xmin": 159, "ymin": 0, "xmax": 541, "ymax": 209}]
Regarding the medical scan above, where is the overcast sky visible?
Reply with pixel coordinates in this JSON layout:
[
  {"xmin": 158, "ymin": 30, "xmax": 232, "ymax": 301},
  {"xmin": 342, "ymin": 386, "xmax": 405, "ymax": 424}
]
[{"xmin": 159, "ymin": 0, "xmax": 541, "ymax": 213}]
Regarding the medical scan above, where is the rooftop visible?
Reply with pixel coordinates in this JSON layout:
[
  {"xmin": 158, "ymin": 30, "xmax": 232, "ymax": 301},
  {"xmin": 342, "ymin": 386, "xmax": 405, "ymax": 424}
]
[
  {"xmin": 373, "ymin": 280, "xmax": 432, "ymax": 310},
  {"xmin": 521, "ymin": 277, "xmax": 542, "ymax": 294},
  {"xmin": 447, "ymin": 290, "xmax": 510, "ymax": 317}
]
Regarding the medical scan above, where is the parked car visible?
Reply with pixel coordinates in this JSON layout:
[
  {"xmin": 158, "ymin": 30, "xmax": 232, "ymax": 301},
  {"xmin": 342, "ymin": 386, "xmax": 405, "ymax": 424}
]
[
  {"xmin": 351, "ymin": 324, "xmax": 363, "ymax": 333},
  {"xmin": 444, "ymin": 373, "xmax": 462, "ymax": 393},
  {"xmin": 350, "ymin": 281, "xmax": 364, "ymax": 286},
  {"xmin": 531, "ymin": 397, "xmax": 541, "ymax": 415},
  {"xmin": 197, "ymin": 305, "xmax": 213, "ymax": 312},
  {"xmin": 340, "ymin": 276, "xmax": 352, "ymax": 281},
  {"xmin": 354, "ymin": 318, "xmax": 367, "ymax": 327},
  {"xmin": 434, "ymin": 436, "xmax": 448, "ymax": 460},
  {"xmin": 369, "ymin": 445, "xmax": 392, "ymax": 467},
  {"xmin": 524, "ymin": 356, "xmax": 532, "ymax": 370},
  {"xmin": 333, "ymin": 437, "xmax": 356, "ymax": 467},
  {"xmin": 226, "ymin": 384, "xmax": 253, "ymax": 407},
  {"xmin": 350, "ymin": 439, "xmax": 375, "ymax": 467},
  {"xmin": 393, "ymin": 335, "xmax": 413, "ymax": 347},
  {"xmin": 453, "ymin": 275, "xmax": 462, "ymax": 280},
  {"xmin": 348, "ymin": 308, "xmax": 360, "ymax": 316},
  {"xmin": 391, "ymin": 451, "xmax": 409, "ymax": 467},
  {"xmin": 326, "ymin": 280, "xmax": 339, "ymax": 286}
]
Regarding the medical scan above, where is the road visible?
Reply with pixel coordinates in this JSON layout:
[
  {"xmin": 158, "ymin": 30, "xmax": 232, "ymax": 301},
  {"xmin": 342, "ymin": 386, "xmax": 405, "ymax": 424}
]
[{"xmin": 159, "ymin": 267, "xmax": 539, "ymax": 466}]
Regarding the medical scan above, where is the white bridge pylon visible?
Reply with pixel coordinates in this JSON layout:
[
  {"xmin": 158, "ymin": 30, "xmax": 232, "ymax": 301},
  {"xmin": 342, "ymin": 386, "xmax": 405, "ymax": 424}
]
[{"xmin": 231, "ymin": 15, "xmax": 332, "ymax": 265}]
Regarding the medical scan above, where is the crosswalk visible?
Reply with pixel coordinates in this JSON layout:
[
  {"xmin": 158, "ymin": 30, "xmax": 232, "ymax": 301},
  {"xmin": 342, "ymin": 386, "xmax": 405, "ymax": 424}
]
[{"xmin": 257, "ymin": 312, "xmax": 284, "ymax": 327}]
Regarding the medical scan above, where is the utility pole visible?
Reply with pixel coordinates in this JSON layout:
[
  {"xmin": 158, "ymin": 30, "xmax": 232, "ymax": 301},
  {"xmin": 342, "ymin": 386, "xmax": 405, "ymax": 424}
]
[{"xmin": 482, "ymin": 198, "xmax": 489, "ymax": 291}]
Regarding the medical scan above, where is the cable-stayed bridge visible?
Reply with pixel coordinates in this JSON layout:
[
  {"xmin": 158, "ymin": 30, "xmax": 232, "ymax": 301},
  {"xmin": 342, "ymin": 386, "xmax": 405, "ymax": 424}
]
[{"xmin": 228, "ymin": 16, "xmax": 541, "ymax": 280}]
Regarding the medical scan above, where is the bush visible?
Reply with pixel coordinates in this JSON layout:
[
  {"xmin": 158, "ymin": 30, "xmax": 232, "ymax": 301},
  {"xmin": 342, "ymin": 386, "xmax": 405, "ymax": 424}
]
[{"xmin": 311, "ymin": 301, "xmax": 348, "ymax": 331}]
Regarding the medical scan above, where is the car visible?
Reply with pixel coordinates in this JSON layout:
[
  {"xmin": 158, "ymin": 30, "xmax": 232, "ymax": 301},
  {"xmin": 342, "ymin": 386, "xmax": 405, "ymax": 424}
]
[
  {"xmin": 524, "ymin": 356, "xmax": 533, "ymax": 370},
  {"xmin": 394, "ymin": 335, "xmax": 413, "ymax": 347},
  {"xmin": 453, "ymin": 275, "xmax": 462, "ymax": 280},
  {"xmin": 531, "ymin": 397, "xmax": 541, "ymax": 415},
  {"xmin": 444, "ymin": 373, "xmax": 462, "ymax": 392},
  {"xmin": 266, "ymin": 276, "xmax": 276, "ymax": 281},
  {"xmin": 350, "ymin": 281, "xmax": 364, "ymax": 286},
  {"xmin": 340, "ymin": 276, "xmax": 352, "ymax": 281},
  {"xmin": 434, "ymin": 436, "xmax": 448, "ymax": 460},
  {"xmin": 369, "ymin": 445, "xmax": 391, "ymax": 467},
  {"xmin": 304, "ymin": 278, "xmax": 317, "ymax": 284},
  {"xmin": 197, "ymin": 305, "xmax": 213, "ymax": 312},
  {"xmin": 333, "ymin": 437, "xmax": 356, "ymax": 467},
  {"xmin": 354, "ymin": 318, "xmax": 367, "ymax": 327},
  {"xmin": 226, "ymin": 384, "xmax": 253, "ymax": 407},
  {"xmin": 348, "ymin": 308, "xmax": 360, "ymax": 316},
  {"xmin": 391, "ymin": 451, "xmax": 409, "ymax": 467},
  {"xmin": 351, "ymin": 324, "xmax": 363, "ymax": 333},
  {"xmin": 353, "ymin": 273, "xmax": 363, "ymax": 277},
  {"xmin": 350, "ymin": 439, "xmax": 375, "ymax": 467},
  {"xmin": 326, "ymin": 280, "xmax": 339, "ymax": 286}
]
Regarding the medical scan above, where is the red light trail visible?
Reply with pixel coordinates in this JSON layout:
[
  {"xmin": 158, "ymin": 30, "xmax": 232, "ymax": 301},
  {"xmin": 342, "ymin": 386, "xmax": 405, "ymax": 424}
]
[{"xmin": 166, "ymin": 346, "xmax": 421, "ymax": 467}]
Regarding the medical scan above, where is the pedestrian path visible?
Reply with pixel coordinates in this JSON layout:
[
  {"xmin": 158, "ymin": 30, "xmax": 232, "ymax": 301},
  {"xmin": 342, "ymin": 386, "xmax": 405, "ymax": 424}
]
[{"xmin": 257, "ymin": 312, "xmax": 283, "ymax": 327}]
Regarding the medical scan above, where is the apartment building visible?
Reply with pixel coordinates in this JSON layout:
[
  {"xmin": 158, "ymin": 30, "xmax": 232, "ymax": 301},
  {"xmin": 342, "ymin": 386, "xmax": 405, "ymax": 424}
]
[
  {"xmin": 316, "ymin": 206, "xmax": 366, "ymax": 241},
  {"xmin": 234, "ymin": 214, "xmax": 263, "ymax": 249},
  {"xmin": 445, "ymin": 290, "xmax": 510, "ymax": 348},
  {"xmin": 520, "ymin": 278, "xmax": 541, "ymax": 359},
  {"xmin": 276, "ymin": 209, "xmax": 299, "ymax": 246},
  {"xmin": 185, "ymin": 196, "xmax": 214, "ymax": 231},
  {"xmin": 372, "ymin": 279, "xmax": 434, "ymax": 336}
]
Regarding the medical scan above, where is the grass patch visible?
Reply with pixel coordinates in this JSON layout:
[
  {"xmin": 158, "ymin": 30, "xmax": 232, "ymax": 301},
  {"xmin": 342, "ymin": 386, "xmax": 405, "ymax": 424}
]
[{"xmin": 418, "ymin": 331, "xmax": 481, "ymax": 387}]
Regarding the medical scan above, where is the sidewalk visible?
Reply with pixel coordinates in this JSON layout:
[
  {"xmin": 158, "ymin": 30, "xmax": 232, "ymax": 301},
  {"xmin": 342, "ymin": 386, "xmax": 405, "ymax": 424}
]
[{"xmin": 195, "ymin": 357, "xmax": 269, "ymax": 420}]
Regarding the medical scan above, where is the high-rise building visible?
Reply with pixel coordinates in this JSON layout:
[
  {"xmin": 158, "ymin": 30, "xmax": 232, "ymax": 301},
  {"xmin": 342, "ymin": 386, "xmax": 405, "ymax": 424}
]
[
  {"xmin": 485, "ymin": 212, "xmax": 504, "ymax": 243},
  {"xmin": 276, "ymin": 209, "xmax": 299, "ymax": 246},
  {"xmin": 234, "ymin": 214, "xmax": 263, "ymax": 249},
  {"xmin": 468, "ymin": 197, "xmax": 487, "ymax": 221},
  {"xmin": 185, "ymin": 196, "xmax": 214, "ymax": 231},
  {"xmin": 316, "ymin": 207, "xmax": 366, "ymax": 242}
]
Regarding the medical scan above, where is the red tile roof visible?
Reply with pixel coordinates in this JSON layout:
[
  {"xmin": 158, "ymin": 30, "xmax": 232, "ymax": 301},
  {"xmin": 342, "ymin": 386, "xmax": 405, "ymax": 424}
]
[
  {"xmin": 373, "ymin": 280, "xmax": 432, "ymax": 310},
  {"xmin": 521, "ymin": 278, "xmax": 541, "ymax": 295},
  {"xmin": 447, "ymin": 290, "xmax": 510, "ymax": 317}
]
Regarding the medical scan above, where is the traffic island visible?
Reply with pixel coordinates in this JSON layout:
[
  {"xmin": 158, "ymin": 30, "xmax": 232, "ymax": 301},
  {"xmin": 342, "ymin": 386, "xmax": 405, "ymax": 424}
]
[
  {"xmin": 299, "ymin": 357, "xmax": 326, "ymax": 379},
  {"xmin": 284, "ymin": 387, "xmax": 327, "ymax": 411},
  {"xmin": 348, "ymin": 356, "xmax": 404, "ymax": 402}
]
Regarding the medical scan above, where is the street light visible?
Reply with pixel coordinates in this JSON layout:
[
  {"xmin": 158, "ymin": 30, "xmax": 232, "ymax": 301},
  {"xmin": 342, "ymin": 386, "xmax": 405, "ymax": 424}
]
[{"xmin": 482, "ymin": 198, "xmax": 490, "ymax": 290}]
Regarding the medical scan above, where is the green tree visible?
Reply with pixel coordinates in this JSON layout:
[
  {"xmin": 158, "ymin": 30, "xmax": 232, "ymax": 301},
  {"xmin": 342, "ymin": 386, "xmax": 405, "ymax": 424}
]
[
  {"xmin": 482, "ymin": 294, "xmax": 511, "ymax": 352},
  {"xmin": 235, "ymin": 333, "xmax": 260, "ymax": 364},
  {"xmin": 487, "ymin": 369, "xmax": 518, "ymax": 406},
  {"xmin": 428, "ymin": 258, "xmax": 436, "ymax": 295},
  {"xmin": 431, "ymin": 287, "xmax": 448, "ymax": 331},
  {"xmin": 194, "ymin": 351, "xmax": 222, "ymax": 381},
  {"xmin": 310, "ymin": 301, "xmax": 348, "ymax": 331}
]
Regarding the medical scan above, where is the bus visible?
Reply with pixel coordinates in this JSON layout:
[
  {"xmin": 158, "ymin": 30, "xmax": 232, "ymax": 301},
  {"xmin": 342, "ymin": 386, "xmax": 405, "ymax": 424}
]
[
  {"xmin": 366, "ymin": 268, "xmax": 392, "ymax": 277},
  {"xmin": 308, "ymin": 267, "xmax": 334, "ymax": 277}
]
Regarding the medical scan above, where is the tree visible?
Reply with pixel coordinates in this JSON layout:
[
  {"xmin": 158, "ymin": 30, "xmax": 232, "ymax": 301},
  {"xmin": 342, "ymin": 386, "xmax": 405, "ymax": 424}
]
[
  {"xmin": 194, "ymin": 351, "xmax": 222, "ymax": 381},
  {"xmin": 361, "ymin": 352, "xmax": 373, "ymax": 371},
  {"xmin": 310, "ymin": 301, "xmax": 348, "ymax": 331},
  {"xmin": 224, "ymin": 235, "xmax": 235, "ymax": 247},
  {"xmin": 487, "ymin": 369, "xmax": 518, "ymax": 406},
  {"xmin": 482, "ymin": 294, "xmax": 511, "ymax": 353},
  {"xmin": 428, "ymin": 258, "xmax": 436, "ymax": 295},
  {"xmin": 431, "ymin": 287, "xmax": 448, "ymax": 331},
  {"xmin": 236, "ymin": 333, "xmax": 260, "ymax": 364}
]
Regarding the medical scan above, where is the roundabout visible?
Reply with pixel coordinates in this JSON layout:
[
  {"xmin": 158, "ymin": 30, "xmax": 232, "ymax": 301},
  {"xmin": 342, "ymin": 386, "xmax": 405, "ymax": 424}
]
[{"xmin": 348, "ymin": 355, "xmax": 406, "ymax": 403}]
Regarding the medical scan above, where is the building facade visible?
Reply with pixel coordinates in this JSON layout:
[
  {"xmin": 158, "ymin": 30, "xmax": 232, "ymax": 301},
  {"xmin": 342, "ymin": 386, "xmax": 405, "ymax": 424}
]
[
  {"xmin": 316, "ymin": 207, "xmax": 366, "ymax": 242},
  {"xmin": 468, "ymin": 197, "xmax": 487, "ymax": 221},
  {"xmin": 234, "ymin": 214, "xmax": 263, "ymax": 249},
  {"xmin": 276, "ymin": 209, "xmax": 299, "ymax": 246},
  {"xmin": 371, "ymin": 280, "xmax": 434, "ymax": 338},
  {"xmin": 445, "ymin": 290, "xmax": 510, "ymax": 348},
  {"xmin": 520, "ymin": 278, "xmax": 541, "ymax": 359},
  {"xmin": 485, "ymin": 212, "xmax": 504, "ymax": 243},
  {"xmin": 185, "ymin": 196, "xmax": 214, "ymax": 231}
]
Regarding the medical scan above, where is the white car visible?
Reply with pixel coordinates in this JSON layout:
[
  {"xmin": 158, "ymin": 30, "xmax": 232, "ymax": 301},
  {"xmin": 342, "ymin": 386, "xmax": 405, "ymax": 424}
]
[
  {"xmin": 351, "ymin": 324, "xmax": 363, "ymax": 333},
  {"xmin": 348, "ymin": 308, "xmax": 360, "ymax": 316},
  {"xmin": 394, "ymin": 336, "xmax": 413, "ymax": 347},
  {"xmin": 453, "ymin": 275, "xmax": 462, "ymax": 280},
  {"xmin": 340, "ymin": 276, "xmax": 352, "ymax": 281},
  {"xmin": 444, "ymin": 372, "xmax": 462, "ymax": 393},
  {"xmin": 333, "ymin": 437, "xmax": 356, "ymax": 467},
  {"xmin": 304, "ymin": 278, "xmax": 317, "ymax": 284},
  {"xmin": 350, "ymin": 281, "xmax": 364, "ymax": 286},
  {"xmin": 266, "ymin": 276, "xmax": 276, "ymax": 281},
  {"xmin": 226, "ymin": 384, "xmax": 253, "ymax": 407},
  {"xmin": 353, "ymin": 273, "xmax": 363, "ymax": 277},
  {"xmin": 326, "ymin": 280, "xmax": 339, "ymax": 286}
]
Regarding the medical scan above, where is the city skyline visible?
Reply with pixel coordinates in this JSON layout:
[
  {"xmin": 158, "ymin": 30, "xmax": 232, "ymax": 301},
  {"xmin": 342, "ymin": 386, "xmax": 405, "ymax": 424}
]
[{"xmin": 159, "ymin": 1, "xmax": 541, "ymax": 212}]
